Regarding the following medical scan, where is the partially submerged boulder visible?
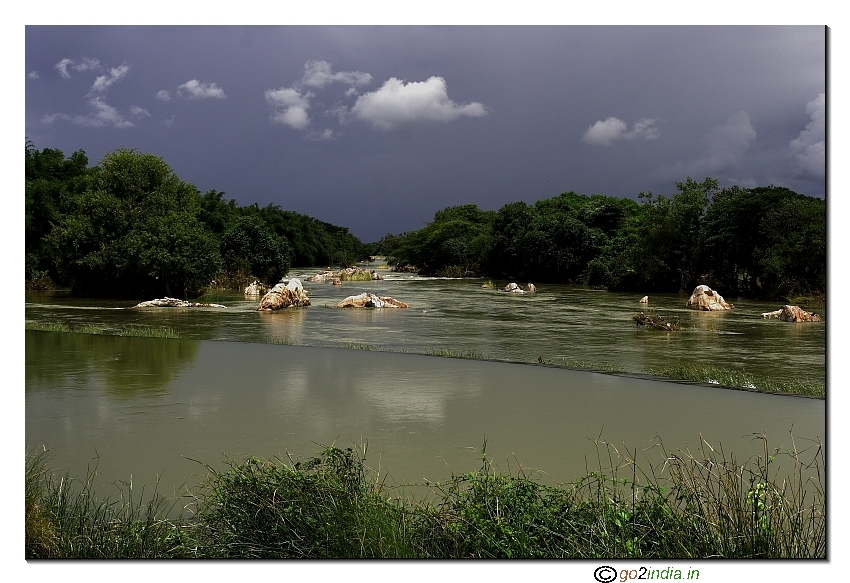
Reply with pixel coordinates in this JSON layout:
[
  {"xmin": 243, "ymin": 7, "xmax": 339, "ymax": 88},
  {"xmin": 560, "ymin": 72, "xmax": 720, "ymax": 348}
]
[
  {"xmin": 133, "ymin": 297, "xmax": 226, "ymax": 308},
  {"xmin": 244, "ymin": 280, "xmax": 268, "ymax": 297},
  {"xmin": 305, "ymin": 270, "xmax": 337, "ymax": 283},
  {"xmin": 686, "ymin": 285, "xmax": 734, "ymax": 311},
  {"xmin": 527, "ymin": 283, "xmax": 537, "ymax": 293},
  {"xmin": 761, "ymin": 305, "xmax": 823, "ymax": 322},
  {"xmin": 257, "ymin": 278, "xmax": 311, "ymax": 311},
  {"xmin": 504, "ymin": 282, "xmax": 528, "ymax": 294},
  {"xmin": 337, "ymin": 293, "xmax": 409, "ymax": 308},
  {"xmin": 639, "ymin": 296, "xmax": 649, "ymax": 304}
]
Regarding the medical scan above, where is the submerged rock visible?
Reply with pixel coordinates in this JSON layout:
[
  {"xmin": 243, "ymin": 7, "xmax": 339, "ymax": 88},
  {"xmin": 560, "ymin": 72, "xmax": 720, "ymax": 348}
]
[
  {"xmin": 337, "ymin": 293, "xmax": 409, "ymax": 308},
  {"xmin": 761, "ymin": 305, "xmax": 823, "ymax": 322},
  {"xmin": 632, "ymin": 312, "xmax": 681, "ymax": 331},
  {"xmin": 686, "ymin": 285, "xmax": 734, "ymax": 311},
  {"xmin": 639, "ymin": 296, "xmax": 649, "ymax": 304},
  {"xmin": 133, "ymin": 297, "xmax": 227, "ymax": 308},
  {"xmin": 257, "ymin": 278, "xmax": 311, "ymax": 311}
]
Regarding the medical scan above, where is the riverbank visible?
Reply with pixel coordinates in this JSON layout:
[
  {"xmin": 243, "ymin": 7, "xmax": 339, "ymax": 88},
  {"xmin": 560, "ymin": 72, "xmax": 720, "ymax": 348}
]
[{"xmin": 26, "ymin": 436, "xmax": 825, "ymax": 559}]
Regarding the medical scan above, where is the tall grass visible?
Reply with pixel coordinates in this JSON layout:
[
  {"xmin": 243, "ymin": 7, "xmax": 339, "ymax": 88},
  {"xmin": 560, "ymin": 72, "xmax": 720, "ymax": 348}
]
[
  {"xmin": 26, "ymin": 434, "xmax": 824, "ymax": 558},
  {"xmin": 25, "ymin": 449, "xmax": 191, "ymax": 558}
]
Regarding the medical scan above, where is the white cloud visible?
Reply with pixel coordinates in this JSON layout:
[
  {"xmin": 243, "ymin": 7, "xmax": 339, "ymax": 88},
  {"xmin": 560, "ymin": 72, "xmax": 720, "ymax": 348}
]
[
  {"xmin": 307, "ymin": 129, "xmax": 338, "ymax": 141},
  {"xmin": 55, "ymin": 59, "xmax": 73, "ymax": 78},
  {"xmin": 130, "ymin": 105, "xmax": 151, "ymax": 118},
  {"xmin": 163, "ymin": 115, "xmax": 176, "ymax": 127},
  {"xmin": 582, "ymin": 116, "xmax": 659, "ymax": 146},
  {"xmin": 28, "ymin": 70, "xmax": 39, "ymax": 79},
  {"xmin": 156, "ymin": 90, "xmax": 171, "ymax": 101},
  {"xmin": 265, "ymin": 87, "xmax": 313, "ymax": 130},
  {"xmin": 55, "ymin": 57, "xmax": 101, "ymax": 78},
  {"xmin": 350, "ymin": 76, "xmax": 487, "ymax": 130},
  {"xmin": 43, "ymin": 97, "xmax": 133, "ymax": 128},
  {"xmin": 582, "ymin": 117, "xmax": 628, "ymax": 146},
  {"xmin": 301, "ymin": 60, "xmax": 372, "ymax": 89},
  {"xmin": 177, "ymin": 80, "xmax": 226, "ymax": 99},
  {"xmin": 790, "ymin": 93, "xmax": 825, "ymax": 178},
  {"xmin": 90, "ymin": 64, "xmax": 129, "ymax": 94}
]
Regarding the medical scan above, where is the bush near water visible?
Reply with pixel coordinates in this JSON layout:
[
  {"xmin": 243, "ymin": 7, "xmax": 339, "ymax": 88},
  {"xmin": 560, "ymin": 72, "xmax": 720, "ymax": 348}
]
[{"xmin": 27, "ymin": 437, "xmax": 824, "ymax": 559}]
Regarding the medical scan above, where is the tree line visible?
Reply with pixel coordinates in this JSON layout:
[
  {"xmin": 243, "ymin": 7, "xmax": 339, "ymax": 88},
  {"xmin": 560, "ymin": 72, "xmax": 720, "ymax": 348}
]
[
  {"xmin": 377, "ymin": 178, "xmax": 825, "ymax": 300},
  {"xmin": 26, "ymin": 142, "xmax": 370, "ymax": 298}
]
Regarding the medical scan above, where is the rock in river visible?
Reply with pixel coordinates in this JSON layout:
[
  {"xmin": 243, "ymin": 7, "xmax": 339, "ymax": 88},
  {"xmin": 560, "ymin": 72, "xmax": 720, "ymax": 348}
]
[
  {"xmin": 244, "ymin": 280, "xmax": 268, "ymax": 297},
  {"xmin": 337, "ymin": 293, "xmax": 409, "ymax": 308},
  {"xmin": 257, "ymin": 279, "xmax": 311, "ymax": 311},
  {"xmin": 686, "ymin": 285, "xmax": 734, "ymax": 311},
  {"xmin": 133, "ymin": 297, "xmax": 227, "ymax": 308},
  {"xmin": 761, "ymin": 305, "xmax": 823, "ymax": 322}
]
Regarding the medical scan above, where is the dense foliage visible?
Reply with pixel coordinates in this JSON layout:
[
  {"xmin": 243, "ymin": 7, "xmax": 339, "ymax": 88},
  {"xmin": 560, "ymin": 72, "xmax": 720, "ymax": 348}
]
[
  {"xmin": 27, "ymin": 440, "xmax": 825, "ymax": 558},
  {"xmin": 25, "ymin": 140, "xmax": 825, "ymax": 300},
  {"xmin": 25, "ymin": 142, "xmax": 371, "ymax": 297},
  {"xmin": 382, "ymin": 178, "xmax": 825, "ymax": 300}
]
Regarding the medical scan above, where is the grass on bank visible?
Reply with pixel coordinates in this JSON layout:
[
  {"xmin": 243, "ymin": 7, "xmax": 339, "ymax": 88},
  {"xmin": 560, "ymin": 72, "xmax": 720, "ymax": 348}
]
[
  {"xmin": 26, "ymin": 435, "xmax": 825, "ymax": 559},
  {"xmin": 25, "ymin": 449, "xmax": 190, "ymax": 558},
  {"xmin": 25, "ymin": 321, "xmax": 180, "ymax": 339},
  {"xmin": 651, "ymin": 362, "xmax": 824, "ymax": 398}
]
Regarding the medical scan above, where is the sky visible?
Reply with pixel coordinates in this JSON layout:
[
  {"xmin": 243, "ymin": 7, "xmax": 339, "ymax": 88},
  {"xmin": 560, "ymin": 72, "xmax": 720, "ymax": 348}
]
[{"xmin": 24, "ymin": 25, "xmax": 826, "ymax": 243}]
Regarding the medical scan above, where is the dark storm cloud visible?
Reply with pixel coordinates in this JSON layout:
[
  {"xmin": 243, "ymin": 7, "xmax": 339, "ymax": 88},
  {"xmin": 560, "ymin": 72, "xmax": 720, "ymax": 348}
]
[{"xmin": 25, "ymin": 26, "xmax": 825, "ymax": 242}]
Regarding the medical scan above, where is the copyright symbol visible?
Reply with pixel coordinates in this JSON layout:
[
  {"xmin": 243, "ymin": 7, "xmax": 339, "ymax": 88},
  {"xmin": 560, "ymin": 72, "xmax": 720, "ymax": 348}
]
[{"xmin": 594, "ymin": 566, "xmax": 617, "ymax": 583}]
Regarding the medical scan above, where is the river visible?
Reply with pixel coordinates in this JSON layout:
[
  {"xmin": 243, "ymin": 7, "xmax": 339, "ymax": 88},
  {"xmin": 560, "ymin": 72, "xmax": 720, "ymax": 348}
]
[{"xmin": 25, "ymin": 264, "xmax": 826, "ymax": 507}]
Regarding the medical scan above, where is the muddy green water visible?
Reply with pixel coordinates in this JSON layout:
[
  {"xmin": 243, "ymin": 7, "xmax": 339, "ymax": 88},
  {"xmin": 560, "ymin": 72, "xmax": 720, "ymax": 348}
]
[{"xmin": 25, "ymin": 265, "xmax": 825, "ymax": 507}]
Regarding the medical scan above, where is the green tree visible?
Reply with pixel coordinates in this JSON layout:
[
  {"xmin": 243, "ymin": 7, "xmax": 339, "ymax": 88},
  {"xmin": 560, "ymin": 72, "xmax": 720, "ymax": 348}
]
[
  {"xmin": 48, "ymin": 148, "xmax": 221, "ymax": 298},
  {"xmin": 25, "ymin": 143, "xmax": 90, "ymax": 282},
  {"xmin": 220, "ymin": 215, "xmax": 293, "ymax": 285}
]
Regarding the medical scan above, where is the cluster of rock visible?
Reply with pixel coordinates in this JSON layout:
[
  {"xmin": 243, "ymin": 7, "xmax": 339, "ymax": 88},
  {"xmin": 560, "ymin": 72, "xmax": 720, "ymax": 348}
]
[
  {"xmin": 132, "ymin": 298, "xmax": 227, "ymax": 308},
  {"xmin": 306, "ymin": 266, "xmax": 382, "ymax": 282},
  {"xmin": 686, "ymin": 285, "xmax": 734, "ymax": 311},
  {"xmin": 632, "ymin": 312, "xmax": 681, "ymax": 331},
  {"xmin": 337, "ymin": 293, "xmax": 409, "ymax": 308},
  {"xmin": 503, "ymin": 283, "xmax": 537, "ymax": 294},
  {"xmin": 244, "ymin": 280, "xmax": 269, "ymax": 297},
  {"xmin": 761, "ymin": 305, "xmax": 823, "ymax": 322},
  {"xmin": 257, "ymin": 279, "xmax": 311, "ymax": 311}
]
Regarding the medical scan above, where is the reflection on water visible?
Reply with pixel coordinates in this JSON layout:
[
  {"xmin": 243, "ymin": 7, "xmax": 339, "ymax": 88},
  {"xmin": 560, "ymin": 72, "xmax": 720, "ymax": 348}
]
[
  {"xmin": 26, "ymin": 330, "xmax": 199, "ymax": 397},
  {"xmin": 26, "ymin": 334, "xmax": 824, "ymax": 510}
]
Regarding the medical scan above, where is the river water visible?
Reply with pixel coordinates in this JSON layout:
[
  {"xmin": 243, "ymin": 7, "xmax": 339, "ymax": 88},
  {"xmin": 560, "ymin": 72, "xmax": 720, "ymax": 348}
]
[{"xmin": 25, "ymin": 264, "xmax": 826, "ymax": 507}]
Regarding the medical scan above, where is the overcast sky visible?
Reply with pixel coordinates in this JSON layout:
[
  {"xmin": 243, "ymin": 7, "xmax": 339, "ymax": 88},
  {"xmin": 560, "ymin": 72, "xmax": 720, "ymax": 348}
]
[{"xmin": 25, "ymin": 25, "xmax": 825, "ymax": 243}]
